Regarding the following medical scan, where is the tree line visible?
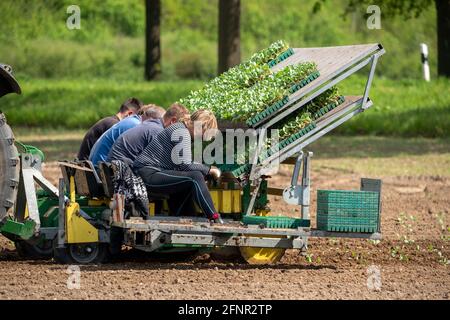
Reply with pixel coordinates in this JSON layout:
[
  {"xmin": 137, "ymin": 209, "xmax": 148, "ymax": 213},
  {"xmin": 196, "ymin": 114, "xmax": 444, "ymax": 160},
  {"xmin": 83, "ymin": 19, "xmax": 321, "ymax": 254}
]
[{"xmin": 145, "ymin": 0, "xmax": 449, "ymax": 80}]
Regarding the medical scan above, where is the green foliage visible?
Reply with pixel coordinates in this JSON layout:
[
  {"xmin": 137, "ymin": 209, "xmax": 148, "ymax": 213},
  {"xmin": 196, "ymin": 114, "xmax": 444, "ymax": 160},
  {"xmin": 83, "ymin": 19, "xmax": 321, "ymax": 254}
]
[
  {"xmin": 277, "ymin": 112, "xmax": 314, "ymax": 142},
  {"xmin": 179, "ymin": 41, "xmax": 319, "ymax": 121},
  {"xmin": 344, "ymin": 0, "xmax": 434, "ymax": 18},
  {"xmin": 336, "ymin": 76, "xmax": 450, "ymax": 137},
  {"xmin": 2, "ymin": 76, "xmax": 449, "ymax": 138},
  {"xmin": 0, "ymin": 0, "xmax": 440, "ymax": 80},
  {"xmin": 0, "ymin": 79, "xmax": 202, "ymax": 128}
]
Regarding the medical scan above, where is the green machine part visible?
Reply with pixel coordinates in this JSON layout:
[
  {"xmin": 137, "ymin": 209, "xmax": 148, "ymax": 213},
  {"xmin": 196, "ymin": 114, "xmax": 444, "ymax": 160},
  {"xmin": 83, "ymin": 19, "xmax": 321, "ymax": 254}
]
[
  {"xmin": 1, "ymin": 188, "xmax": 109, "ymax": 241},
  {"xmin": 242, "ymin": 180, "xmax": 269, "ymax": 214},
  {"xmin": 36, "ymin": 191, "xmax": 107, "ymax": 229},
  {"xmin": 0, "ymin": 219, "xmax": 35, "ymax": 240},
  {"xmin": 16, "ymin": 141, "xmax": 45, "ymax": 162}
]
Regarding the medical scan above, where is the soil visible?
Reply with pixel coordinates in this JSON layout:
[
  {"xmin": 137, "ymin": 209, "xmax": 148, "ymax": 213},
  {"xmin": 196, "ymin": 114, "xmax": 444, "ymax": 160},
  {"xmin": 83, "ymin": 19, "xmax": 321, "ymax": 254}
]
[{"xmin": 0, "ymin": 161, "xmax": 448, "ymax": 300}]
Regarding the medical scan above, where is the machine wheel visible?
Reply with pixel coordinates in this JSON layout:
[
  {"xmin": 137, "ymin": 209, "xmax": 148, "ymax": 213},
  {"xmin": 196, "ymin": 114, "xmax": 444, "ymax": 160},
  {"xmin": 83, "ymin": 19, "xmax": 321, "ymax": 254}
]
[
  {"xmin": 239, "ymin": 210, "xmax": 287, "ymax": 264},
  {"xmin": 210, "ymin": 247, "xmax": 241, "ymax": 261},
  {"xmin": 15, "ymin": 239, "xmax": 53, "ymax": 260},
  {"xmin": 0, "ymin": 112, "xmax": 19, "ymax": 221},
  {"xmin": 151, "ymin": 247, "xmax": 201, "ymax": 262},
  {"xmin": 53, "ymin": 242, "xmax": 109, "ymax": 264},
  {"xmin": 239, "ymin": 245, "xmax": 286, "ymax": 265},
  {"xmin": 239, "ymin": 234, "xmax": 286, "ymax": 265}
]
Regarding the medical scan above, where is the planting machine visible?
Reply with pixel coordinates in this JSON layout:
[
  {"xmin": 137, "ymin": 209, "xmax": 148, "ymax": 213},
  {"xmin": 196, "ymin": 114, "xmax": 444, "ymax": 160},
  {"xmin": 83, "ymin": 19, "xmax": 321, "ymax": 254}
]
[{"xmin": 0, "ymin": 43, "xmax": 385, "ymax": 265}]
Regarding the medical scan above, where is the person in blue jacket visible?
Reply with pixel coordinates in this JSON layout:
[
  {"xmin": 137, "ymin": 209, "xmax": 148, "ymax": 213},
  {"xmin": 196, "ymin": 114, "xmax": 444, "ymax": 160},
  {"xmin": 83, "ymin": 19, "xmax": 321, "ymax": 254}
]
[
  {"xmin": 89, "ymin": 104, "xmax": 165, "ymax": 166},
  {"xmin": 107, "ymin": 103, "xmax": 189, "ymax": 166}
]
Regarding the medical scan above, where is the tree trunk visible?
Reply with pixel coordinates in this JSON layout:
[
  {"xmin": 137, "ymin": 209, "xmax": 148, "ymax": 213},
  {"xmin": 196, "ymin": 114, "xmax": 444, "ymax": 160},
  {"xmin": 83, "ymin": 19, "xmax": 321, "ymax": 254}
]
[
  {"xmin": 435, "ymin": 0, "xmax": 450, "ymax": 77},
  {"xmin": 145, "ymin": 0, "xmax": 161, "ymax": 80},
  {"xmin": 218, "ymin": 0, "xmax": 241, "ymax": 74}
]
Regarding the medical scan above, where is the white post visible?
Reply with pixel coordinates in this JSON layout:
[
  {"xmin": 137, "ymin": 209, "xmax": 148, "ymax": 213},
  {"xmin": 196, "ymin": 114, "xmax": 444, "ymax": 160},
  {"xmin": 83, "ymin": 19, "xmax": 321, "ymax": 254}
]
[{"xmin": 420, "ymin": 43, "xmax": 430, "ymax": 82}]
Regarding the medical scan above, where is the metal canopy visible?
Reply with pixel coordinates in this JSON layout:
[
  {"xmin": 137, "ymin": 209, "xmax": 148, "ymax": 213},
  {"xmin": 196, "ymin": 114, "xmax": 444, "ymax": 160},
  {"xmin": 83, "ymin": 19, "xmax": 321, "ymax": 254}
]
[
  {"xmin": 254, "ymin": 43, "xmax": 384, "ymax": 128},
  {"xmin": 249, "ymin": 44, "xmax": 385, "ymax": 180},
  {"xmin": 272, "ymin": 43, "xmax": 381, "ymax": 74},
  {"xmin": 260, "ymin": 95, "xmax": 365, "ymax": 171}
]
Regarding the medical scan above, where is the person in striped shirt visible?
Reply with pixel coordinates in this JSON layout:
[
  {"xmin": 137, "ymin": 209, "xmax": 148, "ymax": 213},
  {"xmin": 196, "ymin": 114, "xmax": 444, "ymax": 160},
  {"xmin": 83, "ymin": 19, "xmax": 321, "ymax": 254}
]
[{"xmin": 133, "ymin": 109, "xmax": 223, "ymax": 223}]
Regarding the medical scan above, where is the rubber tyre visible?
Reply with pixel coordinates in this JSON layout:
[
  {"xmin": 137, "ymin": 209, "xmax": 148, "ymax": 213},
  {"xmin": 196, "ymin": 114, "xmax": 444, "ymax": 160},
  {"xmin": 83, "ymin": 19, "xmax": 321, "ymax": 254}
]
[
  {"xmin": 0, "ymin": 112, "xmax": 19, "ymax": 221},
  {"xmin": 53, "ymin": 242, "xmax": 109, "ymax": 265},
  {"xmin": 210, "ymin": 247, "xmax": 241, "ymax": 261},
  {"xmin": 109, "ymin": 226, "xmax": 124, "ymax": 256},
  {"xmin": 15, "ymin": 239, "xmax": 53, "ymax": 260}
]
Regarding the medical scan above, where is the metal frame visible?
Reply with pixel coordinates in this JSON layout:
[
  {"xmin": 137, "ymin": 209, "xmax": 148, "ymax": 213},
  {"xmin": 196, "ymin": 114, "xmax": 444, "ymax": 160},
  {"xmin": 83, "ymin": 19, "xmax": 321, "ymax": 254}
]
[
  {"xmin": 115, "ymin": 217, "xmax": 381, "ymax": 252},
  {"xmin": 14, "ymin": 153, "xmax": 59, "ymax": 231},
  {"xmin": 247, "ymin": 44, "xmax": 385, "ymax": 219},
  {"xmin": 57, "ymin": 179, "xmax": 65, "ymax": 248},
  {"xmin": 256, "ymin": 44, "xmax": 385, "ymax": 128},
  {"xmin": 114, "ymin": 219, "xmax": 382, "ymax": 238},
  {"xmin": 255, "ymin": 96, "xmax": 369, "ymax": 178},
  {"xmin": 282, "ymin": 151, "xmax": 311, "ymax": 220}
]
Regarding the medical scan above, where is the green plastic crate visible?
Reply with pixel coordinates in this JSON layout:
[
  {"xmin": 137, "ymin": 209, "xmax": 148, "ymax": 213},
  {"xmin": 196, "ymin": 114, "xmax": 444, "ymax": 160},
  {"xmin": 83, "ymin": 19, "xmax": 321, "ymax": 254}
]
[
  {"xmin": 316, "ymin": 190, "xmax": 379, "ymax": 233},
  {"xmin": 243, "ymin": 215, "xmax": 310, "ymax": 228}
]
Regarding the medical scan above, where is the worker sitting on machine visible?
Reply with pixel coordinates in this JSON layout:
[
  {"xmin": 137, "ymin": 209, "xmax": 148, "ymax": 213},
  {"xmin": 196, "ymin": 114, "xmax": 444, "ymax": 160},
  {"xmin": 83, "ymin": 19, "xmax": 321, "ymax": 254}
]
[
  {"xmin": 89, "ymin": 104, "xmax": 165, "ymax": 166},
  {"xmin": 107, "ymin": 103, "xmax": 189, "ymax": 166},
  {"xmin": 133, "ymin": 109, "xmax": 223, "ymax": 223},
  {"xmin": 77, "ymin": 97, "xmax": 143, "ymax": 160}
]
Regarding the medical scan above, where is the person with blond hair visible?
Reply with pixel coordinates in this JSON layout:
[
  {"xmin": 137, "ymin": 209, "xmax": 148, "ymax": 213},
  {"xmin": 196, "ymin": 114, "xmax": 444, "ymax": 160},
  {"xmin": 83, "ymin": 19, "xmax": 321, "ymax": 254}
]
[{"xmin": 133, "ymin": 109, "xmax": 223, "ymax": 223}]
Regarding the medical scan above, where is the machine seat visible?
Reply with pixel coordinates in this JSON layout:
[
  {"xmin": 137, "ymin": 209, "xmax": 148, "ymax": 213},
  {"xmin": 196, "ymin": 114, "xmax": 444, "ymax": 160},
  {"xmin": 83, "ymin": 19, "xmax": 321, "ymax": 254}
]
[{"xmin": 59, "ymin": 160, "xmax": 106, "ymax": 198}]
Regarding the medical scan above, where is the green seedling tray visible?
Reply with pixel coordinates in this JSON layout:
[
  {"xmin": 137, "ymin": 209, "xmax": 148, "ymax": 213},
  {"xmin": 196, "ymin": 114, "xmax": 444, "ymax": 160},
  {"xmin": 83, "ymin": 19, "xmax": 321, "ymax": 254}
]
[
  {"xmin": 268, "ymin": 48, "xmax": 295, "ymax": 67},
  {"xmin": 216, "ymin": 163, "xmax": 251, "ymax": 179},
  {"xmin": 313, "ymin": 96, "xmax": 346, "ymax": 120},
  {"xmin": 243, "ymin": 215, "xmax": 310, "ymax": 229},
  {"xmin": 246, "ymin": 71, "xmax": 321, "ymax": 127},
  {"xmin": 265, "ymin": 122, "xmax": 317, "ymax": 158},
  {"xmin": 316, "ymin": 190, "xmax": 379, "ymax": 233}
]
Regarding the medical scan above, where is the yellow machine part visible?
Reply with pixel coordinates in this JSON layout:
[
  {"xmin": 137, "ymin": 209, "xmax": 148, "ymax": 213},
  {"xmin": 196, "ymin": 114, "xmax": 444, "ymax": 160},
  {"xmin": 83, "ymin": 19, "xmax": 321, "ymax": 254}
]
[
  {"xmin": 24, "ymin": 205, "xmax": 29, "ymax": 219},
  {"xmin": 66, "ymin": 176, "xmax": 99, "ymax": 244},
  {"xmin": 210, "ymin": 189, "xmax": 241, "ymax": 214},
  {"xmin": 149, "ymin": 202, "xmax": 155, "ymax": 216},
  {"xmin": 88, "ymin": 198, "xmax": 110, "ymax": 207},
  {"xmin": 239, "ymin": 210, "xmax": 286, "ymax": 265},
  {"xmin": 66, "ymin": 202, "xmax": 99, "ymax": 244},
  {"xmin": 239, "ymin": 243, "xmax": 286, "ymax": 265}
]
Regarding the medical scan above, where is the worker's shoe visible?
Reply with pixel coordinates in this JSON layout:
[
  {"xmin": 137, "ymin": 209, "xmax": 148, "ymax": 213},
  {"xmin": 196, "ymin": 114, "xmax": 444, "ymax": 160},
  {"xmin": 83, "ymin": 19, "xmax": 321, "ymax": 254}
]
[{"xmin": 210, "ymin": 213, "xmax": 224, "ymax": 224}]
